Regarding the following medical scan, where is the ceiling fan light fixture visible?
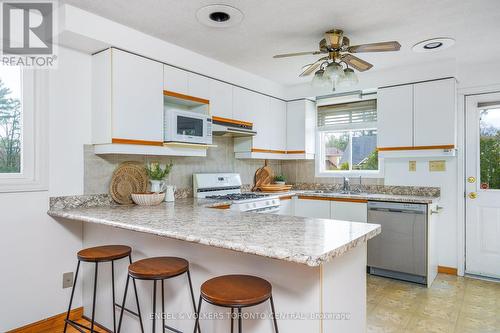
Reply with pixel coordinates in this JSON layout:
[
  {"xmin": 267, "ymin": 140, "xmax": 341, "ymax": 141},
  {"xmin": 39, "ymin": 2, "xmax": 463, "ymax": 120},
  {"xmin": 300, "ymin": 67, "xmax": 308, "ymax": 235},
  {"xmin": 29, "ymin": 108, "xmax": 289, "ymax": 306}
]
[
  {"xmin": 312, "ymin": 69, "xmax": 330, "ymax": 89},
  {"xmin": 337, "ymin": 68, "xmax": 358, "ymax": 88},
  {"xmin": 324, "ymin": 62, "xmax": 344, "ymax": 79}
]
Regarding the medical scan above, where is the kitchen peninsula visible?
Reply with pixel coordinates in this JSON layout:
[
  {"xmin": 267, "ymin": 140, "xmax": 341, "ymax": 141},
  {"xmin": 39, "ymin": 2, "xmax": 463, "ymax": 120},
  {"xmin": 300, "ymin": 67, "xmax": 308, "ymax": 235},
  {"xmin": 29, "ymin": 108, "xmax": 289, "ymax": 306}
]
[{"xmin": 49, "ymin": 195, "xmax": 381, "ymax": 333}]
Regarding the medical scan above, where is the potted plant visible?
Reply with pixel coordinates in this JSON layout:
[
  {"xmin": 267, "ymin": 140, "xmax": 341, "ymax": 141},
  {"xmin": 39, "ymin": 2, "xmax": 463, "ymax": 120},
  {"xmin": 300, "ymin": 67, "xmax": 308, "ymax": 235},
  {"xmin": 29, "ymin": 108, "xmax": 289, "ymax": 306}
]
[
  {"xmin": 274, "ymin": 174, "xmax": 286, "ymax": 185},
  {"xmin": 145, "ymin": 161, "xmax": 173, "ymax": 193}
]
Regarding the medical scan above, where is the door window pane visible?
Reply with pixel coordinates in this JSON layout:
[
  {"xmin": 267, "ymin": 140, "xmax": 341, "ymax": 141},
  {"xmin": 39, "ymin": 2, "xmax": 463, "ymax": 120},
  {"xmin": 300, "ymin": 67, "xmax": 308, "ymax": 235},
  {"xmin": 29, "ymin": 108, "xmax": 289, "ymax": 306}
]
[
  {"xmin": 0, "ymin": 66, "xmax": 22, "ymax": 174},
  {"xmin": 479, "ymin": 108, "xmax": 500, "ymax": 190}
]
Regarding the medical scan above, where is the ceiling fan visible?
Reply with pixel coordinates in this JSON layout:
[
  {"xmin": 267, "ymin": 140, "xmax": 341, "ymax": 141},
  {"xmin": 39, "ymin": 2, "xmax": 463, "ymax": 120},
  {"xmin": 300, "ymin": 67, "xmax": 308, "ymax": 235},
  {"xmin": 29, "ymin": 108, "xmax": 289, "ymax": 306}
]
[{"xmin": 273, "ymin": 29, "xmax": 401, "ymax": 89}]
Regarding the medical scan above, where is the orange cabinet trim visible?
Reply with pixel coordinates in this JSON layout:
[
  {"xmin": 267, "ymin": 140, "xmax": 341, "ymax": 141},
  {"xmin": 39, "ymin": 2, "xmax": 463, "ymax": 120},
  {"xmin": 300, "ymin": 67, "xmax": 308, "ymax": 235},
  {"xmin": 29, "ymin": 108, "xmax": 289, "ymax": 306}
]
[
  {"xmin": 286, "ymin": 150, "xmax": 306, "ymax": 154},
  {"xmin": 212, "ymin": 116, "xmax": 253, "ymax": 127},
  {"xmin": 297, "ymin": 195, "xmax": 368, "ymax": 203},
  {"xmin": 112, "ymin": 138, "xmax": 164, "ymax": 146},
  {"xmin": 438, "ymin": 266, "xmax": 458, "ymax": 275},
  {"xmin": 211, "ymin": 204, "xmax": 231, "ymax": 210},
  {"xmin": 163, "ymin": 90, "xmax": 210, "ymax": 105},
  {"xmin": 251, "ymin": 148, "xmax": 287, "ymax": 154},
  {"xmin": 279, "ymin": 195, "xmax": 293, "ymax": 201},
  {"xmin": 377, "ymin": 145, "xmax": 455, "ymax": 151}
]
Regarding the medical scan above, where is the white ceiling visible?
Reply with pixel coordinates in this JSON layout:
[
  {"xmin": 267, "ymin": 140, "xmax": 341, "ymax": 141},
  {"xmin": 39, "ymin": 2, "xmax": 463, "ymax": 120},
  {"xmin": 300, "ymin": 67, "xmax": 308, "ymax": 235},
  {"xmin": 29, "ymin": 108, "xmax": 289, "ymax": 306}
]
[{"xmin": 62, "ymin": 0, "xmax": 500, "ymax": 85}]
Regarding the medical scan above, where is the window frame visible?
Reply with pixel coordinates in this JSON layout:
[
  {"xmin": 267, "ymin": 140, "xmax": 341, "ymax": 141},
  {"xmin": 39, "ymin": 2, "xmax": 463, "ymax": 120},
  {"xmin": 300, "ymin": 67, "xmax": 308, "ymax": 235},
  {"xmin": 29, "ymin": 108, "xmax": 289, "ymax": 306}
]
[
  {"xmin": 0, "ymin": 68, "xmax": 48, "ymax": 192},
  {"xmin": 315, "ymin": 96, "xmax": 383, "ymax": 178}
]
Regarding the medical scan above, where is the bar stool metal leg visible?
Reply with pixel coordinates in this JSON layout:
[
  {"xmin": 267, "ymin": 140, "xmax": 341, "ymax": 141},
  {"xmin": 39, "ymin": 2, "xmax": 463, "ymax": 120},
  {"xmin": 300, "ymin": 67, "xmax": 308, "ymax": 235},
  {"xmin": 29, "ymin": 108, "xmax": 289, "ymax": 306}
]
[
  {"xmin": 129, "ymin": 255, "xmax": 145, "ymax": 333},
  {"xmin": 193, "ymin": 296, "xmax": 202, "ymax": 333},
  {"xmin": 161, "ymin": 279, "xmax": 165, "ymax": 333},
  {"xmin": 230, "ymin": 308, "xmax": 234, "ymax": 333},
  {"xmin": 270, "ymin": 296, "xmax": 279, "ymax": 333},
  {"xmin": 111, "ymin": 260, "xmax": 116, "ymax": 333},
  {"xmin": 63, "ymin": 260, "xmax": 81, "ymax": 333},
  {"xmin": 90, "ymin": 262, "xmax": 99, "ymax": 332},
  {"xmin": 187, "ymin": 270, "xmax": 201, "ymax": 333},
  {"xmin": 237, "ymin": 308, "xmax": 242, "ymax": 333},
  {"xmin": 153, "ymin": 280, "xmax": 157, "ymax": 333},
  {"xmin": 117, "ymin": 274, "xmax": 129, "ymax": 333}
]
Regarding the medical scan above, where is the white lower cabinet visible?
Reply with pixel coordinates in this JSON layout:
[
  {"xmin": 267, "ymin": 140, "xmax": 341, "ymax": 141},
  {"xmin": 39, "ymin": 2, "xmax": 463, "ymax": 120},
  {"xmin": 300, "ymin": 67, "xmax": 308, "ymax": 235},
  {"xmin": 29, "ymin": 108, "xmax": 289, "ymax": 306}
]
[
  {"xmin": 330, "ymin": 201, "xmax": 367, "ymax": 222},
  {"xmin": 276, "ymin": 197, "xmax": 294, "ymax": 215},
  {"xmin": 293, "ymin": 197, "xmax": 367, "ymax": 222},
  {"xmin": 294, "ymin": 198, "xmax": 330, "ymax": 219}
]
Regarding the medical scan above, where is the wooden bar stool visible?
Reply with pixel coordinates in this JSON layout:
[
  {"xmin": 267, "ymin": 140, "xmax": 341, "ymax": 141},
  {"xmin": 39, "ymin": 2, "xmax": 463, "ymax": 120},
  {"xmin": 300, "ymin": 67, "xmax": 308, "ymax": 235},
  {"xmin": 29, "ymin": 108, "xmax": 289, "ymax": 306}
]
[
  {"xmin": 64, "ymin": 245, "xmax": 143, "ymax": 333},
  {"xmin": 193, "ymin": 275, "xmax": 279, "ymax": 333},
  {"xmin": 117, "ymin": 257, "xmax": 200, "ymax": 333}
]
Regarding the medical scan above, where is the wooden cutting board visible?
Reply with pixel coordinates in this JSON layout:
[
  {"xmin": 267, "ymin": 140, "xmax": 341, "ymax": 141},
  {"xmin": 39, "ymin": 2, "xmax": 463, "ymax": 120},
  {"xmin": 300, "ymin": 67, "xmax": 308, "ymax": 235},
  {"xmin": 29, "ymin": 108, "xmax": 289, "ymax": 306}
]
[
  {"xmin": 252, "ymin": 160, "xmax": 274, "ymax": 191},
  {"xmin": 258, "ymin": 184, "xmax": 293, "ymax": 192}
]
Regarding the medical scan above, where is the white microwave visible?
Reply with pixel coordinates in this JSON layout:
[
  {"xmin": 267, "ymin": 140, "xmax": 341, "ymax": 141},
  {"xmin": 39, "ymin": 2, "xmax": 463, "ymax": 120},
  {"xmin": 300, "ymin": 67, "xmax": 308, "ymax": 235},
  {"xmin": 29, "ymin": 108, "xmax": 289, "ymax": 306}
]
[{"xmin": 164, "ymin": 109, "xmax": 212, "ymax": 145}]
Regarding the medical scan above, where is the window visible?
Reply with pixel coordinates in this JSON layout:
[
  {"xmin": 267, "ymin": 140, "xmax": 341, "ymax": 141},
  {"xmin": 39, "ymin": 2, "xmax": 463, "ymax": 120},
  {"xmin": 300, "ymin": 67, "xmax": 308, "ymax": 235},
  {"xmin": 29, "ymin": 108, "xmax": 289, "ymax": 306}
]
[
  {"xmin": 0, "ymin": 67, "xmax": 47, "ymax": 192},
  {"xmin": 0, "ymin": 66, "xmax": 22, "ymax": 174},
  {"xmin": 316, "ymin": 99, "xmax": 381, "ymax": 177},
  {"xmin": 479, "ymin": 108, "xmax": 500, "ymax": 190}
]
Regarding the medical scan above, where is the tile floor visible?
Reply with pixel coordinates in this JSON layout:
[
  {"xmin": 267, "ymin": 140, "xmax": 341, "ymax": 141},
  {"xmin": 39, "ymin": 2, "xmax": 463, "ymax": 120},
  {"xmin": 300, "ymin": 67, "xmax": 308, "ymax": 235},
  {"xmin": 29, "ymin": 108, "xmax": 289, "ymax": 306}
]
[{"xmin": 367, "ymin": 274, "xmax": 500, "ymax": 333}]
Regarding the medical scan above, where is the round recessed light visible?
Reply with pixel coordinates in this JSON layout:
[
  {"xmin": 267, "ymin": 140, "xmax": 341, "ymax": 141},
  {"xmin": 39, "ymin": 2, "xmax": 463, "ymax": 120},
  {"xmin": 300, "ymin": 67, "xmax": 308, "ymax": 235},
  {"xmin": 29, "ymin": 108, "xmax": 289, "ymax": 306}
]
[
  {"xmin": 196, "ymin": 4, "xmax": 243, "ymax": 28},
  {"xmin": 412, "ymin": 37, "xmax": 455, "ymax": 53}
]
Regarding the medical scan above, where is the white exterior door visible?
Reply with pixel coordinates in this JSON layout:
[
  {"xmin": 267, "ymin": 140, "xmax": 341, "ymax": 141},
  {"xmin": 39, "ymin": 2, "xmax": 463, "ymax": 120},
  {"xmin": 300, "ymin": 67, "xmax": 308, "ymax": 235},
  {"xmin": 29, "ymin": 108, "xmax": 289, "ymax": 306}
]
[{"xmin": 465, "ymin": 92, "xmax": 500, "ymax": 278}]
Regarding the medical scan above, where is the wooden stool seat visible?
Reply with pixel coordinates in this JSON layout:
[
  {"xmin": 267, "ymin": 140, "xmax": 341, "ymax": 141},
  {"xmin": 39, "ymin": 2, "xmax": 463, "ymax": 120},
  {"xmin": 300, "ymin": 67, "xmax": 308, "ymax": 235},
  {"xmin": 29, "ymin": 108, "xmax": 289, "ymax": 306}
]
[
  {"xmin": 128, "ymin": 257, "xmax": 189, "ymax": 280},
  {"xmin": 201, "ymin": 274, "xmax": 272, "ymax": 307},
  {"xmin": 77, "ymin": 245, "xmax": 131, "ymax": 262}
]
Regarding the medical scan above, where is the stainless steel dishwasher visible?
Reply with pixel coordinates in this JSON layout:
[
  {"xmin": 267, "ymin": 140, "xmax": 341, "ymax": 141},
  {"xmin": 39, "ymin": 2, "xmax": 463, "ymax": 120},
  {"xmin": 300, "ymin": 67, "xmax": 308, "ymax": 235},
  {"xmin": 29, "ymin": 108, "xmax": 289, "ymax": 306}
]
[{"xmin": 367, "ymin": 201, "xmax": 428, "ymax": 284}]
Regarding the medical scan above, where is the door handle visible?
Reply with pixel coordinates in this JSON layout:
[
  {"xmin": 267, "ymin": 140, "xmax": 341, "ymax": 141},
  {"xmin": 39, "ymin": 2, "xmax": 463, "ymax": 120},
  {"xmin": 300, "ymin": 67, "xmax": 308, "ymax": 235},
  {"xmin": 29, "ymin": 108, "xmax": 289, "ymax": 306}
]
[{"xmin": 468, "ymin": 192, "xmax": 478, "ymax": 199}]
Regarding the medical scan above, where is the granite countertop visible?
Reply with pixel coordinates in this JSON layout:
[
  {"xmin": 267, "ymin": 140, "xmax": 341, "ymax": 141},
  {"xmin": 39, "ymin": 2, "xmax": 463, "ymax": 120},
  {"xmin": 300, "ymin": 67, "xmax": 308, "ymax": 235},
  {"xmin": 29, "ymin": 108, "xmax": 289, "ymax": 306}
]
[{"xmin": 48, "ymin": 197, "xmax": 381, "ymax": 267}]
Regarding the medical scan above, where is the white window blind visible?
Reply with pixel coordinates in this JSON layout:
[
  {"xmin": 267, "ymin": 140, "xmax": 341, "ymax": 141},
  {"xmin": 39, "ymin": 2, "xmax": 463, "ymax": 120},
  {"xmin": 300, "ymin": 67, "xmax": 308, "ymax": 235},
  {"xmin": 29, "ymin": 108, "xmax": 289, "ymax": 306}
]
[{"xmin": 317, "ymin": 99, "xmax": 377, "ymax": 129}]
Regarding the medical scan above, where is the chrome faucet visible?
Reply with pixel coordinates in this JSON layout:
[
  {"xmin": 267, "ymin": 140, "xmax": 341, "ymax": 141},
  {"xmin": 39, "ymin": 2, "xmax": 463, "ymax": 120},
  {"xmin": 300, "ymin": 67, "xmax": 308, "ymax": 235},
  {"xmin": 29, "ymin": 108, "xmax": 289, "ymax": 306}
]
[{"xmin": 342, "ymin": 177, "xmax": 350, "ymax": 193}]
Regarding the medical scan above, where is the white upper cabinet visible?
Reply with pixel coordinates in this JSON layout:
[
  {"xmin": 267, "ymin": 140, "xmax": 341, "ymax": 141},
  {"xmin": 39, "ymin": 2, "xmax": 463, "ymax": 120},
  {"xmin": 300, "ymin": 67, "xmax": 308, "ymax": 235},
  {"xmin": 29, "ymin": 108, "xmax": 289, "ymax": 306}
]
[
  {"xmin": 286, "ymin": 100, "xmax": 316, "ymax": 157},
  {"xmin": 112, "ymin": 49, "xmax": 164, "ymax": 142},
  {"xmin": 187, "ymin": 73, "xmax": 210, "ymax": 100},
  {"xmin": 377, "ymin": 78, "xmax": 456, "ymax": 150},
  {"xmin": 232, "ymin": 86, "xmax": 254, "ymax": 121},
  {"xmin": 267, "ymin": 98, "xmax": 287, "ymax": 151},
  {"xmin": 414, "ymin": 78, "xmax": 456, "ymax": 147},
  {"xmin": 209, "ymin": 80, "xmax": 233, "ymax": 119},
  {"xmin": 377, "ymin": 84, "xmax": 414, "ymax": 148},
  {"xmin": 163, "ymin": 65, "xmax": 188, "ymax": 95}
]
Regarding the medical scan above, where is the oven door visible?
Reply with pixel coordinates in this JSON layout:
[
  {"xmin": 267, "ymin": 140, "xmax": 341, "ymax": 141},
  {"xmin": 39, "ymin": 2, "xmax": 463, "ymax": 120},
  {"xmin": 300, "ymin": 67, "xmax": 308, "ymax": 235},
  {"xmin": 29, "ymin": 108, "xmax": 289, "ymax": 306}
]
[{"xmin": 165, "ymin": 110, "xmax": 212, "ymax": 144}]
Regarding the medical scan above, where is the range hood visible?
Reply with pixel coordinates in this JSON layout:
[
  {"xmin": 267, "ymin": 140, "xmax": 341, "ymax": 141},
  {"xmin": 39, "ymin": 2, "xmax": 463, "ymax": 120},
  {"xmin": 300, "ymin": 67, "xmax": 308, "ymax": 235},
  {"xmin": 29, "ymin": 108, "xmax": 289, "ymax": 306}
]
[{"xmin": 211, "ymin": 116, "xmax": 257, "ymax": 137}]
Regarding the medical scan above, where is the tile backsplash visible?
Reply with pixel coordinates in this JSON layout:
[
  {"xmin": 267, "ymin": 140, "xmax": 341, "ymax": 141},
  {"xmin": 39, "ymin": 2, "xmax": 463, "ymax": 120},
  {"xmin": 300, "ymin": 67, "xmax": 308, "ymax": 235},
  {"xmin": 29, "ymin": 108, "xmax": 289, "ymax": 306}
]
[
  {"xmin": 84, "ymin": 137, "xmax": 385, "ymax": 196},
  {"xmin": 84, "ymin": 137, "xmax": 282, "ymax": 195}
]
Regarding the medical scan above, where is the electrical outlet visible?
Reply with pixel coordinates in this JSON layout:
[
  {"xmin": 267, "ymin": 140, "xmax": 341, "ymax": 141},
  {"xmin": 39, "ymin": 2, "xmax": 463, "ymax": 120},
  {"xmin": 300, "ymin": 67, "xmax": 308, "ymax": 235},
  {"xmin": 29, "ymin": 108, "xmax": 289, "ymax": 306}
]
[
  {"xmin": 409, "ymin": 161, "xmax": 416, "ymax": 172},
  {"xmin": 63, "ymin": 272, "xmax": 74, "ymax": 289},
  {"xmin": 429, "ymin": 160, "xmax": 446, "ymax": 172}
]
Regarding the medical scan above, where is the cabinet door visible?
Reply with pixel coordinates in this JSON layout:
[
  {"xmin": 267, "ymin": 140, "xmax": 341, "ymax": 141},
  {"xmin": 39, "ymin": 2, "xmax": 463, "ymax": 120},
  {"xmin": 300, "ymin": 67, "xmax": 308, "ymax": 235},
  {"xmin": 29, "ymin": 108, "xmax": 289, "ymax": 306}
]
[
  {"xmin": 209, "ymin": 80, "xmax": 233, "ymax": 119},
  {"xmin": 414, "ymin": 78, "xmax": 456, "ymax": 146},
  {"xmin": 295, "ymin": 199, "xmax": 330, "ymax": 219},
  {"xmin": 188, "ymin": 73, "xmax": 210, "ymax": 100},
  {"xmin": 163, "ymin": 65, "xmax": 188, "ymax": 94},
  {"xmin": 276, "ymin": 198, "xmax": 294, "ymax": 215},
  {"xmin": 286, "ymin": 100, "xmax": 306, "ymax": 151},
  {"xmin": 232, "ymin": 87, "xmax": 253, "ymax": 121},
  {"xmin": 112, "ymin": 49, "xmax": 163, "ymax": 142},
  {"xmin": 267, "ymin": 98, "xmax": 287, "ymax": 151},
  {"xmin": 250, "ymin": 94, "xmax": 271, "ymax": 150},
  {"xmin": 330, "ymin": 201, "xmax": 367, "ymax": 222},
  {"xmin": 377, "ymin": 85, "xmax": 414, "ymax": 148}
]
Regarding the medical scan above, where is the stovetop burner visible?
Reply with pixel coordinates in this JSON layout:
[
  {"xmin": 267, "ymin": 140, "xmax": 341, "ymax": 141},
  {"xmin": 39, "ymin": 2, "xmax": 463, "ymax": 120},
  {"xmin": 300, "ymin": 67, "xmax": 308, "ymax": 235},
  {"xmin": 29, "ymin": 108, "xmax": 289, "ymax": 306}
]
[{"xmin": 206, "ymin": 193, "xmax": 270, "ymax": 201}]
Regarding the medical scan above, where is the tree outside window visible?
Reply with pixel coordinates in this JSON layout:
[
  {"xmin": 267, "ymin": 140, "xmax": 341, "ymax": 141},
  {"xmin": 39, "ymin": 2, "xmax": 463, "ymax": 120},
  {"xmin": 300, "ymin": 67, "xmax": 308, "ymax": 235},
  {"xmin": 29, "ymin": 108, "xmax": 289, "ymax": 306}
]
[{"xmin": 0, "ymin": 67, "xmax": 22, "ymax": 174}]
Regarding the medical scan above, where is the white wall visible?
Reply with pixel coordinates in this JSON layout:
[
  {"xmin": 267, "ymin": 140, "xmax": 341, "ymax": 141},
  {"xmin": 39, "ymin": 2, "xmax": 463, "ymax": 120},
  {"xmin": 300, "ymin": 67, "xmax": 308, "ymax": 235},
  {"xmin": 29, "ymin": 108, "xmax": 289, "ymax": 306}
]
[{"xmin": 0, "ymin": 46, "xmax": 91, "ymax": 331}]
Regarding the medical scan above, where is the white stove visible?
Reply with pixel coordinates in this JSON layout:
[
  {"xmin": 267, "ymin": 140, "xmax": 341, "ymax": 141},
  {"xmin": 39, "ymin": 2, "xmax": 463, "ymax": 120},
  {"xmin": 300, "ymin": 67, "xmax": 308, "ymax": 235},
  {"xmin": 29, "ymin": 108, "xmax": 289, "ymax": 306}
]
[{"xmin": 193, "ymin": 173, "xmax": 280, "ymax": 213}]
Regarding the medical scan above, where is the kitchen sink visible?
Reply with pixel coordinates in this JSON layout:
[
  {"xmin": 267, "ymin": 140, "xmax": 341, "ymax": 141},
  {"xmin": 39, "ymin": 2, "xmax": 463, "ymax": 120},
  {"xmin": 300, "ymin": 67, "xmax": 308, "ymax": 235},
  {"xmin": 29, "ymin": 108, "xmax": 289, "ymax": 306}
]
[{"xmin": 307, "ymin": 190, "xmax": 365, "ymax": 196}]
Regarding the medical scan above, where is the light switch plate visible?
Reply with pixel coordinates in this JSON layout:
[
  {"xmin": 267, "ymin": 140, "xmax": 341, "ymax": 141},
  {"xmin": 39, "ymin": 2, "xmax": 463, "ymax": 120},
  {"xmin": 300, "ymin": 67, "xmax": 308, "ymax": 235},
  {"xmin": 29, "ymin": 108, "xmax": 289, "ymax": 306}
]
[
  {"xmin": 429, "ymin": 160, "xmax": 446, "ymax": 172},
  {"xmin": 409, "ymin": 161, "xmax": 416, "ymax": 172},
  {"xmin": 63, "ymin": 272, "xmax": 73, "ymax": 289}
]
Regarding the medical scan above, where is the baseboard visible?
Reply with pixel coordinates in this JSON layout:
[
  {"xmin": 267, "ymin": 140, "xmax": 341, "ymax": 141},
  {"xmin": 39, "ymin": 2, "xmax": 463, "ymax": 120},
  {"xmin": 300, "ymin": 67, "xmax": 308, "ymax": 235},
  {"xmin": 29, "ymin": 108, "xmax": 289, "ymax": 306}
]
[
  {"xmin": 7, "ymin": 307, "xmax": 83, "ymax": 333},
  {"xmin": 438, "ymin": 265, "xmax": 458, "ymax": 275}
]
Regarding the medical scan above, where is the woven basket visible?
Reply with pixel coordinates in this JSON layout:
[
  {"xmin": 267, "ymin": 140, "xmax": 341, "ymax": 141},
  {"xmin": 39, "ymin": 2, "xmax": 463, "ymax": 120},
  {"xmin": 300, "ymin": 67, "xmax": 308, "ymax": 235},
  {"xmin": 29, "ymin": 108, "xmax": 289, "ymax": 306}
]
[
  {"xmin": 109, "ymin": 162, "xmax": 148, "ymax": 204},
  {"xmin": 131, "ymin": 192, "xmax": 165, "ymax": 206}
]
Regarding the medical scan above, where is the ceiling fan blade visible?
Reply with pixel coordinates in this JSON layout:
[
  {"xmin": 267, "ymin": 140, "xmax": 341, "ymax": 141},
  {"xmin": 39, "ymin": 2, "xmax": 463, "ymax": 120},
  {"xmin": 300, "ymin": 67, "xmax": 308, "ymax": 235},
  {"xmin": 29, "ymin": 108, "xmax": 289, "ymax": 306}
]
[
  {"xmin": 273, "ymin": 51, "xmax": 321, "ymax": 58},
  {"xmin": 299, "ymin": 57, "xmax": 328, "ymax": 77},
  {"xmin": 348, "ymin": 41, "xmax": 401, "ymax": 53},
  {"xmin": 341, "ymin": 54, "xmax": 373, "ymax": 72}
]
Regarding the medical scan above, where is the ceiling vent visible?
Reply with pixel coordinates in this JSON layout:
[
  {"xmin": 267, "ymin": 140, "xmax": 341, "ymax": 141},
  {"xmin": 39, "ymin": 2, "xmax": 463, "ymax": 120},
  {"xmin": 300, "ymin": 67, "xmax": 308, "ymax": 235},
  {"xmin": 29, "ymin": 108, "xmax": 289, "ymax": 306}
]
[{"xmin": 196, "ymin": 4, "xmax": 243, "ymax": 28}]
